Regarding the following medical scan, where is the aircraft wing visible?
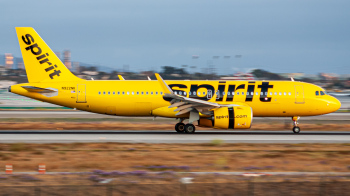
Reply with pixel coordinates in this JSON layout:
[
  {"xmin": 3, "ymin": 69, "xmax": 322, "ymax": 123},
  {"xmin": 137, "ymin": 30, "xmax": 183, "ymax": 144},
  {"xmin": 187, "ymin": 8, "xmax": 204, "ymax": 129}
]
[
  {"xmin": 163, "ymin": 93, "xmax": 220, "ymax": 115},
  {"xmin": 155, "ymin": 73, "xmax": 238, "ymax": 116}
]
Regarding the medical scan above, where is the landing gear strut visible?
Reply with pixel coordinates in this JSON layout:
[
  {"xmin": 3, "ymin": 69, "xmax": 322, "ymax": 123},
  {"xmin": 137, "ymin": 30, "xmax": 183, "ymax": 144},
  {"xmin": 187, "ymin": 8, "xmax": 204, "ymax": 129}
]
[{"xmin": 292, "ymin": 116, "xmax": 300, "ymax": 133}]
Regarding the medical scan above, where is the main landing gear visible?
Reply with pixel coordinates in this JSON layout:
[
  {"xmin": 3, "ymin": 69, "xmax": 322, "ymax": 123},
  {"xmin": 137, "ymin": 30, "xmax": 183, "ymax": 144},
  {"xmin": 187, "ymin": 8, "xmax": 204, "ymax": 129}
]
[
  {"xmin": 175, "ymin": 118, "xmax": 196, "ymax": 133},
  {"xmin": 292, "ymin": 116, "xmax": 301, "ymax": 133}
]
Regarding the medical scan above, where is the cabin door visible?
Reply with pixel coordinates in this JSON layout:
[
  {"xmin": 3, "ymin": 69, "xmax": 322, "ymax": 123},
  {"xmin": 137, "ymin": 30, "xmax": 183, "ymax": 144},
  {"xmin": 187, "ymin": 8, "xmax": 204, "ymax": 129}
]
[
  {"xmin": 294, "ymin": 85, "xmax": 305, "ymax": 104},
  {"xmin": 77, "ymin": 84, "xmax": 87, "ymax": 103},
  {"xmin": 207, "ymin": 90, "xmax": 213, "ymax": 99}
]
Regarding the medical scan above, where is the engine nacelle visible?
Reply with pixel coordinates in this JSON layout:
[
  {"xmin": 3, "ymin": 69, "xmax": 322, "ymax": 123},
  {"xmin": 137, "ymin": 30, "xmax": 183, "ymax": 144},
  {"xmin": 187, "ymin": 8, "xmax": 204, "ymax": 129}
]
[{"xmin": 198, "ymin": 106, "xmax": 253, "ymax": 129}]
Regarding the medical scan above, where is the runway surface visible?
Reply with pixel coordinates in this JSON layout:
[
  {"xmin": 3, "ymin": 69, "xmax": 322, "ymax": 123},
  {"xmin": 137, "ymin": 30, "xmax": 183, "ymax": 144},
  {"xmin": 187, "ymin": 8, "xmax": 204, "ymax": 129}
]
[{"xmin": 0, "ymin": 130, "xmax": 349, "ymax": 143}]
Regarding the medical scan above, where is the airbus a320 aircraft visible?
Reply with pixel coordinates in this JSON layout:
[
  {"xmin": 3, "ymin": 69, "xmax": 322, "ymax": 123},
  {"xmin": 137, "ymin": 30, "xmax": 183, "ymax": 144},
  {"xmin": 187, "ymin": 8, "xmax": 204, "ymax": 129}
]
[{"xmin": 9, "ymin": 27, "xmax": 341, "ymax": 133}]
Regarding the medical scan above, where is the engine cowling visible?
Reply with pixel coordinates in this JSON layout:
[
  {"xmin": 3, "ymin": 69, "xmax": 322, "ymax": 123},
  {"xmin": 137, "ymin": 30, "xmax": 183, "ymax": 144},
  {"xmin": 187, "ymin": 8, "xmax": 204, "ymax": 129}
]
[{"xmin": 198, "ymin": 106, "xmax": 253, "ymax": 129}]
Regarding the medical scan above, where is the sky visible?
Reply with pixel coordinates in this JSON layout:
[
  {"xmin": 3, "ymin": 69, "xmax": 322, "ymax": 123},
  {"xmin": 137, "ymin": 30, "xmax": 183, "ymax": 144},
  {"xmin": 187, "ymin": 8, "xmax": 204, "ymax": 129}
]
[{"xmin": 1, "ymin": 0, "xmax": 350, "ymax": 75}]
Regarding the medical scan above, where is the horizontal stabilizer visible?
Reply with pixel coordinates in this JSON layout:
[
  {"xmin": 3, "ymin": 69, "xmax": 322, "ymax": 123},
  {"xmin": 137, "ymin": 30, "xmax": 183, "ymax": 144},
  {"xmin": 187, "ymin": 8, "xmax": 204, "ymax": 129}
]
[{"xmin": 22, "ymin": 86, "xmax": 57, "ymax": 93}]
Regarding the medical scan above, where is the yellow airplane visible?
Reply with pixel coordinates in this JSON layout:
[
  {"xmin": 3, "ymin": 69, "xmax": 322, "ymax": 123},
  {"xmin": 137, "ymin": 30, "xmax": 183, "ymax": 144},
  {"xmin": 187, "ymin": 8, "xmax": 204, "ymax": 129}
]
[{"xmin": 9, "ymin": 27, "xmax": 341, "ymax": 133}]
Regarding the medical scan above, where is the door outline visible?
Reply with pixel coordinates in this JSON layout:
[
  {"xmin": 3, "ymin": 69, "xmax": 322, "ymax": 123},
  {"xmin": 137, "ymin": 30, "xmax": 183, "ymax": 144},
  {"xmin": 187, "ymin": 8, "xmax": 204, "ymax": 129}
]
[
  {"xmin": 216, "ymin": 90, "xmax": 220, "ymax": 100},
  {"xmin": 207, "ymin": 90, "xmax": 212, "ymax": 99},
  {"xmin": 77, "ymin": 84, "xmax": 87, "ymax": 103},
  {"xmin": 294, "ymin": 85, "xmax": 305, "ymax": 104}
]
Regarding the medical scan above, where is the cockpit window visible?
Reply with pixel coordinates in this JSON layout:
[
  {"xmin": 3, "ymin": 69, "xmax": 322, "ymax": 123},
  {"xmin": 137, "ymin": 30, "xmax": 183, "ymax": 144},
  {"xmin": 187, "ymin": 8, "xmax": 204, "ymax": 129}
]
[
  {"xmin": 316, "ymin": 91, "xmax": 319, "ymax": 96},
  {"xmin": 320, "ymin": 91, "xmax": 325, "ymax": 95}
]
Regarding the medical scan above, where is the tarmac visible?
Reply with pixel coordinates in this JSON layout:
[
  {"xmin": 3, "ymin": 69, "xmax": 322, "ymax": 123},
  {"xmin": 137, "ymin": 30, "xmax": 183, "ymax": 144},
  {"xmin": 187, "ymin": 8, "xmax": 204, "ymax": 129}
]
[{"xmin": 0, "ymin": 130, "xmax": 349, "ymax": 143}]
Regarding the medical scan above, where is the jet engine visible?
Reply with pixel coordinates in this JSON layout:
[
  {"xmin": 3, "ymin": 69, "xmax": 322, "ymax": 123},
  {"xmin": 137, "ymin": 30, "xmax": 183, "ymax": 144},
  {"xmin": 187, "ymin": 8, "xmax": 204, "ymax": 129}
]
[{"xmin": 198, "ymin": 106, "xmax": 253, "ymax": 129}]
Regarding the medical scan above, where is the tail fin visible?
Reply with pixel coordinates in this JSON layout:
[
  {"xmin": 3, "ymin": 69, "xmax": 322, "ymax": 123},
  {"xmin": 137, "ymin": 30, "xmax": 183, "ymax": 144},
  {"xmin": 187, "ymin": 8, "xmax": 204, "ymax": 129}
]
[{"xmin": 16, "ymin": 27, "xmax": 82, "ymax": 83}]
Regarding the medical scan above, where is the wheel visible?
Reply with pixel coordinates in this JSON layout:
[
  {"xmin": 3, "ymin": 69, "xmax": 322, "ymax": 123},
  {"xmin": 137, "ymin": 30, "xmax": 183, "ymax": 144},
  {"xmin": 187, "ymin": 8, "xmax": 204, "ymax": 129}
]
[
  {"xmin": 184, "ymin": 124, "xmax": 195, "ymax": 133},
  {"xmin": 293, "ymin": 126, "xmax": 300, "ymax": 133},
  {"xmin": 175, "ymin": 123, "xmax": 185, "ymax": 133}
]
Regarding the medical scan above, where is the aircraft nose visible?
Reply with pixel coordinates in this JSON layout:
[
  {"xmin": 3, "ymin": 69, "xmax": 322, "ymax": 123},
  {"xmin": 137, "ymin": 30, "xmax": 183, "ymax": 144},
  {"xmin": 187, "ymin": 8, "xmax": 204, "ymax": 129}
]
[{"xmin": 327, "ymin": 96, "xmax": 341, "ymax": 113}]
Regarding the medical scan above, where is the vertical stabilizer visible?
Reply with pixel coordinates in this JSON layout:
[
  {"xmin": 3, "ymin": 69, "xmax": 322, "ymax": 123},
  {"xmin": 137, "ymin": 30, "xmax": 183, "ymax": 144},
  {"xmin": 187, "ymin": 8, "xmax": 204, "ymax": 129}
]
[{"xmin": 16, "ymin": 27, "xmax": 82, "ymax": 83}]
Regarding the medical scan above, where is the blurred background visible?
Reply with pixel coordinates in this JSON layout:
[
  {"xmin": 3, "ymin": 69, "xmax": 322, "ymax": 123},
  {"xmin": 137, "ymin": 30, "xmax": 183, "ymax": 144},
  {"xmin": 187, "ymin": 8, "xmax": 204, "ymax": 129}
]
[{"xmin": 1, "ymin": 0, "xmax": 350, "ymax": 109}]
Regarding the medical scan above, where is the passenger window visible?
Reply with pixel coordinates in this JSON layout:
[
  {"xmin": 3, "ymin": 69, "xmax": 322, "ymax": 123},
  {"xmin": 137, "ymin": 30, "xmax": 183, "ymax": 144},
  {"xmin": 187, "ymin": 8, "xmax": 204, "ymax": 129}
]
[
  {"xmin": 228, "ymin": 92, "xmax": 231, "ymax": 96},
  {"xmin": 265, "ymin": 92, "xmax": 267, "ymax": 96},
  {"xmin": 316, "ymin": 91, "xmax": 319, "ymax": 96},
  {"xmin": 288, "ymin": 92, "xmax": 291, "ymax": 96},
  {"xmin": 242, "ymin": 92, "xmax": 244, "ymax": 95},
  {"xmin": 222, "ymin": 92, "xmax": 225, "ymax": 95},
  {"xmin": 103, "ymin": 92, "xmax": 106, "ymax": 95},
  {"xmin": 156, "ymin": 92, "xmax": 158, "ymax": 95},
  {"xmin": 122, "ymin": 92, "xmax": 125, "ymax": 95},
  {"xmin": 320, "ymin": 91, "xmax": 325, "ymax": 95},
  {"xmin": 108, "ymin": 92, "xmax": 110, "ymax": 95},
  {"xmin": 189, "ymin": 91, "xmax": 192, "ymax": 96},
  {"xmin": 174, "ymin": 91, "xmax": 177, "ymax": 95},
  {"xmin": 274, "ymin": 92, "xmax": 277, "ymax": 95},
  {"xmin": 127, "ymin": 92, "xmax": 130, "ymax": 95},
  {"xmin": 118, "ymin": 92, "xmax": 120, "ymax": 95},
  {"xmin": 98, "ymin": 92, "xmax": 101, "ymax": 95},
  {"xmin": 137, "ymin": 92, "xmax": 139, "ymax": 95},
  {"xmin": 183, "ymin": 92, "xmax": 186, "ymax": 96},
  {"xmin": 256, "ymin": 92, "xmax": 259, "ymax": 96},
  {"xmin": 151, "ymin": 92, "xmax": 153, "ymax": 95},
  {"xmin": 232, "ymin": 92, "xmax": 235, "ymax": 95},
  {"xmin": 260, "ymin": 92, "xmax": 263, "ymax": 95},
  {"xmin": 198, "ymin": 92, "xmax": 201, "ymax": 95},
  {"xmin": 141, "ymin": 92, "xmax": 144, "ymax": 95},
  {"xmin": 270, "ymin": 92, "xmax": 272, "ymax": 95},
  {"xmin": 161, "ymin": 92, "xmax": 163, "ymax": 95},
  {"xmin": 237, "ymin": 92, "xmax": 240, "ymax": 95},
  {"xmin": 132, "ymin": 92, "xmax": 134, "ymax": 95},
  {"xmin": 146, "ymin": 92, "xmax": 148, "ymax": 95},
  {"xmin": 279, "ymin": 92, "xmax": 282, "ymax": 95},
  {"xmin": 193, "ymin": 91, "xmax": 196, "ymax": 95},
  {"xmin": 284, "ymin": 92, "xmax": 286, "ymax": 95},
  {"xmin": 203, "ymin": 92, "xmax": 206, "ymax": 95},
  {"xmin": 113, "ymin": 92, "xmax": 115, "ymax": 95}
]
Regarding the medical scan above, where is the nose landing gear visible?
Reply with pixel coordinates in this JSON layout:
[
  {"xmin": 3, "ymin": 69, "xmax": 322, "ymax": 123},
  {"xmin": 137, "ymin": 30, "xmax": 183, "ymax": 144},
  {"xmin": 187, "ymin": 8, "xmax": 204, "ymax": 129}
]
[{"xmin": 292, "ymin": 116, "xmax": 300, "ymax": 133}]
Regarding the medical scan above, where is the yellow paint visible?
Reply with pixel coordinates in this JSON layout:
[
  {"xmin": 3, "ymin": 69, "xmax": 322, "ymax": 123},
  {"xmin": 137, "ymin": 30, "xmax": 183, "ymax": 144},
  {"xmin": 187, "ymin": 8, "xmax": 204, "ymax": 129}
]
[{"xmin": 9, "ymin": 27, "xmax": 342, "ymax": 130}]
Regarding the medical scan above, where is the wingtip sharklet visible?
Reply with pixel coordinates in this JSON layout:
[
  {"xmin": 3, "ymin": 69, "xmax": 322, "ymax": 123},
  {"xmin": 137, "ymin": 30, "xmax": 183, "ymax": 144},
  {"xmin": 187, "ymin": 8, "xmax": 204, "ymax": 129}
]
[{"xmin": 155, "ymin": 73, "xmax": 173, "ymax": 94}]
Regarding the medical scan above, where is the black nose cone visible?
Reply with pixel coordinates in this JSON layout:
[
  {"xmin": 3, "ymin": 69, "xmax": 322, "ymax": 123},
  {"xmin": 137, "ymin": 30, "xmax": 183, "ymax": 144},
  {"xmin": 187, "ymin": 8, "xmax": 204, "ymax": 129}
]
[{"xmin": 8, "ymin": 86, "xmax": 11, "ymax": 92}]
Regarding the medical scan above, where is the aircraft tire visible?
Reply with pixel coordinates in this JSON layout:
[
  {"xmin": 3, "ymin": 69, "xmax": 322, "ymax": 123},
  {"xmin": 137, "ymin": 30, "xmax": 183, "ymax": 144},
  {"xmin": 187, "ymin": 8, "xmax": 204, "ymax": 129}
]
[
  {"xmin": 293, "ymin": 126, "xmax": 301, "ymax": 133},
  {"xmin": 175, "ymin": 123, "xmax": 185, "ymax": 133},
  {"xmin": 184, "ymin": 124, "xmax": 195, "ymax": 133}
]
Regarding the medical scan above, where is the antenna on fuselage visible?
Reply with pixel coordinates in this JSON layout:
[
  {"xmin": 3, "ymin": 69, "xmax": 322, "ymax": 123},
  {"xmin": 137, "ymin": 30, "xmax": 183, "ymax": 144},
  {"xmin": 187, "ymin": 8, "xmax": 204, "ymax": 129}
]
[
  {"xmin": 147, "ymin": 76, "xmax": 151, "ymax": 80},
  {"xmin": 291, "ymin": 77, "xmax": 295, "ymax": 81}
]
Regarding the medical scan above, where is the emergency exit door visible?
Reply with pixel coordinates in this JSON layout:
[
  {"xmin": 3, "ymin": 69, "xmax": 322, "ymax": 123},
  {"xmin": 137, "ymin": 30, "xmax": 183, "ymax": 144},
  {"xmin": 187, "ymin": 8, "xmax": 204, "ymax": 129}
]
[
  {"xmin": 77, "ymin": 84, "xmax": 87, "ymax": 103},
  {"xmin": 294, "ymin": 85, "xmax": 305, "ymax": 104}
]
